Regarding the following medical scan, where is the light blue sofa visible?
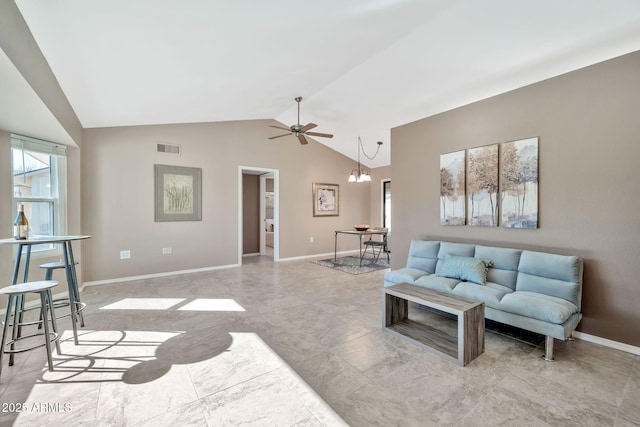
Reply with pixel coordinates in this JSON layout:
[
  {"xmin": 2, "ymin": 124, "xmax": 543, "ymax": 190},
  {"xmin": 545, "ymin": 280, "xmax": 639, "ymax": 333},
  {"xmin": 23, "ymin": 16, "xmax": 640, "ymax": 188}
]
[{"xmin": 384, "ymin": 240, "xmax": 584, "ymax": 360}]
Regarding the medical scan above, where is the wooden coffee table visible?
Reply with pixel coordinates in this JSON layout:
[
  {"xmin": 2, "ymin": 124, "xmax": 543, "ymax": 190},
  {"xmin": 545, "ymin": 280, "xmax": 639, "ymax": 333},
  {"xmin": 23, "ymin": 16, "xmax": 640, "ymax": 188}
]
[{"xmin": 383, "ymin": 283, "xmax": 484, "ymax": 366}]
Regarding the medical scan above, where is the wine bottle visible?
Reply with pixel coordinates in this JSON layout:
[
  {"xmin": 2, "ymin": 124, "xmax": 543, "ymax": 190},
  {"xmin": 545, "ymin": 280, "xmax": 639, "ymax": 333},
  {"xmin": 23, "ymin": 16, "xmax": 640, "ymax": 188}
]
[{"xmin": 13, "ymin": 204, "xmax": 29, "ymax": 240}]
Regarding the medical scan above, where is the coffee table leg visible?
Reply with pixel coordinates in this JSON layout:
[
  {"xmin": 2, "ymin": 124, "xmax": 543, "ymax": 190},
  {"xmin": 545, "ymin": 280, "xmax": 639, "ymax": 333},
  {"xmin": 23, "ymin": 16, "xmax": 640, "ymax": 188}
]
[{"xmin": 384, "ymin": 293, "xmax": 408, "ymax": 327}]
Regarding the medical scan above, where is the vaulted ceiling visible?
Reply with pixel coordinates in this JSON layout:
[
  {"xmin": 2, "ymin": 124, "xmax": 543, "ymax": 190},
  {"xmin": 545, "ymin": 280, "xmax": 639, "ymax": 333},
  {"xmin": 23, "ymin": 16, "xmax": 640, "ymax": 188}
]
[{"xmin": 5, "ymin": 0, "xmax": 640, "ymax": 167}]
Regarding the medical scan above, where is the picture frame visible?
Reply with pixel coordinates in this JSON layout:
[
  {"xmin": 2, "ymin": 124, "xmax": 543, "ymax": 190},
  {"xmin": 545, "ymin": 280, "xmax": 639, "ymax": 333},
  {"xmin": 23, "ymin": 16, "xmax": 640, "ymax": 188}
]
[
  {"xmin": 440, "ymin": 150, "xmax": 466, "ymax": 225},
  {"xmin": 467, "ymin": 144, "xmax": 499, "ymax": 226},
  {"xmin": 154, "ymin": 164, "xmax": 202, "ymax": 222},
  {"xmin": 500, "ymin": 137, "xmax": 539, "ymax": 229},
  {"xmin": 312, "ymin": 183, "xmax": 339, "ymax": 217}
]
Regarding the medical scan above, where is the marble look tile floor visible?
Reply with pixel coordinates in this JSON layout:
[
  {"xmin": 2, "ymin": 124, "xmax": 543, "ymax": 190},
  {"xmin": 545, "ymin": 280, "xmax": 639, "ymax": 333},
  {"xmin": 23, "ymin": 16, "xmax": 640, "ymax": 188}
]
[{"xmin": 0, "ymin": 256, "xmax": 639, "ymax": 426}]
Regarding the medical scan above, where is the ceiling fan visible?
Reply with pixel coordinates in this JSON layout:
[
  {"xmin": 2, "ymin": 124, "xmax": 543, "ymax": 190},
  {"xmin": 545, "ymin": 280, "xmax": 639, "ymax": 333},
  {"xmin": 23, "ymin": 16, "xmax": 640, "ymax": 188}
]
[{"xmin": 268, "ymin": 97, "xmax": 334, "ymax": 145}]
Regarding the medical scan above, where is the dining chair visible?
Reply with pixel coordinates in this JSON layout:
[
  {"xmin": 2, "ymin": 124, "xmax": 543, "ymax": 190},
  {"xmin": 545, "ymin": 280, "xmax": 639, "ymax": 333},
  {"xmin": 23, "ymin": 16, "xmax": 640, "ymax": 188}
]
[{"xmin": 362, "ymin": 227, "xmax": 390, "ymax": 263}]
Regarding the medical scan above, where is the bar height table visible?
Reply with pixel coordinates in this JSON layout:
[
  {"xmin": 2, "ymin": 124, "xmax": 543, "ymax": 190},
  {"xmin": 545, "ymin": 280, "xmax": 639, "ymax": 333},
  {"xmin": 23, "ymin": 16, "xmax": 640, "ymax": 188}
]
[
  {"xmin": 334, "ymin": 229, "xmax": 387, "ymax": 267},
  {"xmin": 0, "ymin": 235, "xmax": 91, "ymax": 345}
]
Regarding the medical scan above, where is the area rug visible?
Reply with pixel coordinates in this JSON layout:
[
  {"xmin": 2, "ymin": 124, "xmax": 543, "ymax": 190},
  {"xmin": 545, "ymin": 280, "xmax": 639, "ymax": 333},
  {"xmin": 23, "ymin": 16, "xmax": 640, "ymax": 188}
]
[{"xmin": 311, "ymin": 255, "xmax": 390, "ymax": 275}]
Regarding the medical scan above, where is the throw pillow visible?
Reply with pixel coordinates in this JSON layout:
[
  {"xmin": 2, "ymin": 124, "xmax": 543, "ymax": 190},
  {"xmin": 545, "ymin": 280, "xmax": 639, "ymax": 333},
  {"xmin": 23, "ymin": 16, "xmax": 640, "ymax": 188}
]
[{"xmin": 437, "ymin": 254, "xmax": 492, "ymax": 285}]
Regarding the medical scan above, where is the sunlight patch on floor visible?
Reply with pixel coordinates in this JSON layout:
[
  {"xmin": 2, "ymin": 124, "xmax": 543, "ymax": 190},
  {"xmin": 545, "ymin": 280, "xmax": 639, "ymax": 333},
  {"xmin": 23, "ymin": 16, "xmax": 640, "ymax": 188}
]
[
  {"xmin": 178, "ymin": 298, "xmax": 245, "ymax": 312},
  {"xmin": 100, "ymin": 298, "xmax": 186, "ymax": 310}
]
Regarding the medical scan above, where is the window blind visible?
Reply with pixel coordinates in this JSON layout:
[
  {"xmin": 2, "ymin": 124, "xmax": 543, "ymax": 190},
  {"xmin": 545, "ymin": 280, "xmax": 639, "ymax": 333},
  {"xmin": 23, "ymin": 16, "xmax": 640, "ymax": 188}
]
[{"xmin": 11, "ymin": 134, "xmax": 67, "ymax": 156}]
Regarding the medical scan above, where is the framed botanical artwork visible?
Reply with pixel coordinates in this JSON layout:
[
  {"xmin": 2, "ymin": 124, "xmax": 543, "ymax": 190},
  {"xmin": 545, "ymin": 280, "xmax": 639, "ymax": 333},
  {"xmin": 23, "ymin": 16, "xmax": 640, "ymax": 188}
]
[
  {"xmin": 467, "ymin": 144, "xmax": 499, "ymax": 226},
  {"xmin": 440, "ymin": 150, "xmax": 466, "ymax": 225},
  {"xmin": 312, "ymin": 183, "xmax": 339, "ymax": 217},
  {"xmin": 154, "ymin": 164, "xmax": 202, "ymax": 221},
  {"xmin": 500, "ymin": 137, "xmax": 539, "ymax": 229}
]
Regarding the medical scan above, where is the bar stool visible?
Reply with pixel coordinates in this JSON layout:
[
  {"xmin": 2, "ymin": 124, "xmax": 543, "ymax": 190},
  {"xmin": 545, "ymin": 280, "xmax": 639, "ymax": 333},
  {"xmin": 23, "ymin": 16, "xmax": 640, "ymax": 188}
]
[
  {"xmin": 39, "ymin": 261, "xmax": 85, "ymax": 329},
  {"xmin": 0, "ymin": 281, "xmax": 61, "ymax": 379}
]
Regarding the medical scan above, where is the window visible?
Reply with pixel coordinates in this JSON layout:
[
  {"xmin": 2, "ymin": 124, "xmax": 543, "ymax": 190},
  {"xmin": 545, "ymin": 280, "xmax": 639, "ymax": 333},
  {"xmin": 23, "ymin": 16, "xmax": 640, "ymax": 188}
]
[{"xmin": 11, "ymin": 134, "xmax": 67, "ymax": 254}]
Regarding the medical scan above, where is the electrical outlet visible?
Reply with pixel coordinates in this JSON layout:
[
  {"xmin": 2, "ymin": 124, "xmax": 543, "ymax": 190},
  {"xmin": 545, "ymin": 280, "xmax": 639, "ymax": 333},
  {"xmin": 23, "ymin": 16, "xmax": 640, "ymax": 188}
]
[
  {"xmin": 120, "ymin": 250, "xmax": 131, "ymax": 259},
  {"xmin": 162, "ymin": 247, "xmax": 173, "ymax": 255},
  {"xmin": 309, "ymin": 237, "xmax": 314, "ymax": 243}
]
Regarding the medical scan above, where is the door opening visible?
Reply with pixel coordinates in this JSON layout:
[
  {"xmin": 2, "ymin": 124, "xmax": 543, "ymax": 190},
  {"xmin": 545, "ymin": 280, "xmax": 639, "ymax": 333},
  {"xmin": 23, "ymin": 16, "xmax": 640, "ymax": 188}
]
[
  {"xmin": 382, "ymin": 179, "xmax": 391, "ymax": 229},
  {"xmin": 239, "ymin": 166, "xmax": 279, "ymax": 264},
  {"xmin": 382, "ymin": 179, "xmax": 391, "ymax": 254}
]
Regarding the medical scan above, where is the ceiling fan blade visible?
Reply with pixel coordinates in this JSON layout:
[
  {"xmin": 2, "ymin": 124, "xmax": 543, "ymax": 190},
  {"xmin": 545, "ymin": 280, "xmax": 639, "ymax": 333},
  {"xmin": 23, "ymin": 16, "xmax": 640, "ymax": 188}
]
[
  {"xmin": 306, "ymin": 132, "xmax": 334, "ymax": 138},
  {"xmin": 269, "ymin": 125, "xmax": 292, "ymax": 131},
  {"xmin": 299, "ymin": 123, "xmax": 317, "ymax": 132},
  {"xmin": 297, "ymin": 135, "xmax": 309, "ymax": 145},
  {"xmin": 268, "ymin": 134, "xmax": 291, "ymax": 139}
]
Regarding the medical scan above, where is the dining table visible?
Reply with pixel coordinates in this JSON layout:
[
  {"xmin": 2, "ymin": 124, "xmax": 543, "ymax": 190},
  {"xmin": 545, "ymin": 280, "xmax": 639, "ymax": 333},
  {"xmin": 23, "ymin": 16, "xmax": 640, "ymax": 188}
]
[
  {"xmin": 334, "ymin": 229, "xmax": 387, "ymax": 267},
  {"xmin": 0, "ymin": 235, "xmax": 91, "ymax": 345}
]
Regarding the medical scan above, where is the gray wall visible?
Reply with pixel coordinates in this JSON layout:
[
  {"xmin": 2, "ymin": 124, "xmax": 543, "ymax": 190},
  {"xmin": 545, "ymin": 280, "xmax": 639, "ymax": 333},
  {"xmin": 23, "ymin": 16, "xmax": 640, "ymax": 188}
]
[
  {"xmin": 81, "ymin": 120, "xmax": 371, "ymax": 281},
  {"xmin": 390, "ymin": 51, "xmax": 640, "ymax": 347}
]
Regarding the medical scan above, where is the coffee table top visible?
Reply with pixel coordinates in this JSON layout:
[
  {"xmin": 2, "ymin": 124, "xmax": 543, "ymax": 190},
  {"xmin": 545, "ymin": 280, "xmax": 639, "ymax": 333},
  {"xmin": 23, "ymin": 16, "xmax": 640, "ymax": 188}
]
[{"xmin": 384, "ymin": 282, "xmax": 482, "ymax": 314}]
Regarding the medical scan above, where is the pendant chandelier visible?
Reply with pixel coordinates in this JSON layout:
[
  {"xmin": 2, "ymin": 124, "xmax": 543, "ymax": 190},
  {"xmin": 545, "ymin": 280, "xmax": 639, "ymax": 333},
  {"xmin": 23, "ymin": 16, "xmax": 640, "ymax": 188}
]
[{"xmin": 348, "ymin": 137, "xmax": 383, "ymax": 183}]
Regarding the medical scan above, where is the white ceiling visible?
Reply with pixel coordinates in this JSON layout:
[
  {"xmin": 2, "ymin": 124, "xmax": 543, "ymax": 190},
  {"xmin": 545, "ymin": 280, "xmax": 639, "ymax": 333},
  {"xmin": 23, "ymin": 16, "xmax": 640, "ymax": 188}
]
[{"xmin": 11, "ymin": 0, "xmax": 640, "ymax": 167}]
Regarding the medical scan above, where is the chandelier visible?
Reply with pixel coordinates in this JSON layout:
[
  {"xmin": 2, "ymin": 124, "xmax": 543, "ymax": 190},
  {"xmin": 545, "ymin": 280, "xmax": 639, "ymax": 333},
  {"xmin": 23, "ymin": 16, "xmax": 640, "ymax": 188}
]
[{"xmin": 348, "ymin": 137, "xmax": 383, "ymax": 183}]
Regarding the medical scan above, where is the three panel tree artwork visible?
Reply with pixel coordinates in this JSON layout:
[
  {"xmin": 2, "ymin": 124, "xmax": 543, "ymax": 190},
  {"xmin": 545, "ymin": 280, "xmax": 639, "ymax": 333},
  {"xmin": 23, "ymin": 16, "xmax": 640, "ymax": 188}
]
[{"xmin": 439, "ymin": 137, "xmax": 538, "ymax": 228}]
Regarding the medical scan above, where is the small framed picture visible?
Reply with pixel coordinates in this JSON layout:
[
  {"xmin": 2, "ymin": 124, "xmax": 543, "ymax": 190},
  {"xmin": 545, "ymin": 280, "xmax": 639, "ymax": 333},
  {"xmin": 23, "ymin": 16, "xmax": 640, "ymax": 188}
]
[
  {"xmin": 312, "ymin": 183, "xmax": 339, "ymax": 217},
  {"xmin": 154, "ymin": 164, "xmax": 202, "ymax": 222}
]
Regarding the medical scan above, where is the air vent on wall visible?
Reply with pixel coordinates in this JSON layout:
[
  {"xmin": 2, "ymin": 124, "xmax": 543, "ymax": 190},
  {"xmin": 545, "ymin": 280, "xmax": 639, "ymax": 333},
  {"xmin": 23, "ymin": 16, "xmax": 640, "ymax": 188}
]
[{"xmin": 157, "ymin": 143, "xmax": 181, "ymax": 155}]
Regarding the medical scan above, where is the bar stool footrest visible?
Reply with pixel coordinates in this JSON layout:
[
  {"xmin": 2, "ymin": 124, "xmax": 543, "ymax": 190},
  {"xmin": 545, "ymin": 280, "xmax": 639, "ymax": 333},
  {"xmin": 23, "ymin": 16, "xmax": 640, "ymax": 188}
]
[
  {"xmin": 53, "ymin": 301, "xmax": 87, "ymax": 320},
  {"xmin": 3, "ymin": 331, "xmax": 59, "ymax": 354}
]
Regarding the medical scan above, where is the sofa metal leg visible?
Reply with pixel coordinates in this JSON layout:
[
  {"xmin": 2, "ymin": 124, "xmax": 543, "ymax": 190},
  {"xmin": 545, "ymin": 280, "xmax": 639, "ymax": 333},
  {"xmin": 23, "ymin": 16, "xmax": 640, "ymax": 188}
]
[{"xmin": 543, "ymin": 336, "xmax": 555, "ymax": 361}]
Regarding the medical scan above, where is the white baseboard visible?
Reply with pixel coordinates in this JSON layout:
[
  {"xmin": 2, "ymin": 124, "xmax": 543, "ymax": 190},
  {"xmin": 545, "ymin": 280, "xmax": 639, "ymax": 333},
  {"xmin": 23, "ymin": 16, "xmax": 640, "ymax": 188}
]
[
  {"xmin": 572, "ymin": 331, "xmax": 640, "ymax": 356},
  {"xmin": 82, "ymin": 251, "xmax": 359, "ymax": 287},
  {"xmin": 277, "ymin": 250, "xmax": 359, "ymax": 262},
  {"xmin": 82, "ymin": 263, "xmax": 240, "ymax": 288}
]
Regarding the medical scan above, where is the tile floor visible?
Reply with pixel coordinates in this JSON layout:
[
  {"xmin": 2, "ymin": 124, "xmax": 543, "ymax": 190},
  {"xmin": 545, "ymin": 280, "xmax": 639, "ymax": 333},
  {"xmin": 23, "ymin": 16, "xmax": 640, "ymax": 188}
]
[{"xmin": 0, "ymin": 256, "xmax": 638, "ymax": 426}]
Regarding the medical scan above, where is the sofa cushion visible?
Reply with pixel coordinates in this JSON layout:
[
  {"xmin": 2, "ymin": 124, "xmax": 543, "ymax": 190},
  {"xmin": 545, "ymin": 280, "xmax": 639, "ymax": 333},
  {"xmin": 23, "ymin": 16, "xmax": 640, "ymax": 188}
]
[
  {"xmin": 414, "ymin": 274, "xmax": 460, "ymax": 293},
  {"xmin": 517, "ymin": 251, "xmax": 583, "ymax": 306},
  {"xmin": 475, "ymin": 245, "xmax": 522, "ymax": 291},
  {"xmin": 437, "ymin": 242, "xmax": 476, "ymax": 259},
  {"xmin": 437, "ymin": 254, "xmax": 490, "ymax": 285},
  {"xmin": 435, "ymin": 242, "xmax": 476, "ymax": 275},
  {"xmin": 451, "ymin": 282, "xmax": 512, "ymax": 309},
  {"xmin": 405, "ymin": 240, "xmax": 440, "ymax": 273},
  {"xmin": 384, "ymin": 267, "xmax": 429, "ymax": 285},
  {"xmin": 498, "ymin": 291, "xmax": 578, "ymax": 324}
]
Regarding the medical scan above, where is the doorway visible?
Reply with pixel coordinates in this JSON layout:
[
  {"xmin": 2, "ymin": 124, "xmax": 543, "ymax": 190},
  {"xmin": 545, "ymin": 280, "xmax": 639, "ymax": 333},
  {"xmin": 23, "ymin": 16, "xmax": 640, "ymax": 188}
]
[
  {"xmin": 238, "ymin": 166, "xmax": 279, "ymax": 264},
  {"xmin": 382, "ymin": 179, "xmax": 391, "ymax": 229},
  {"xmin": 382, "ymin": 179, "xmax": 391, "ymax": 254}
]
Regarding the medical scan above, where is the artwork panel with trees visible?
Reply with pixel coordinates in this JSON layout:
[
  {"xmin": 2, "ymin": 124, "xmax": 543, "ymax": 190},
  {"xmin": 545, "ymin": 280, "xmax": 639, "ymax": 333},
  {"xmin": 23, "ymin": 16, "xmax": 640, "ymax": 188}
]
[
  {"xmin": 500, "ymin": 137, "xmax": 539, "ymax": 228},
  {"xmin": 440, "ymin": 150, "xmax": 466, "ymax": 225},
  {"xmin": 154, "ymin": 164, "xmax": 202, "ymax": 222},
  {"xmin": 164, "ymin": 173, "xmax": 194, "ymax": 214},
  {"xmin": 467, "ymin": 144, "xmax": 499, "ymax": 226}
]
